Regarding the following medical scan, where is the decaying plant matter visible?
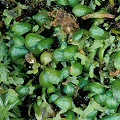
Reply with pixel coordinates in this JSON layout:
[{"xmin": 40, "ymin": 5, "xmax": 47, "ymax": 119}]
[{"xmin": 50, "ymin": 9, "xmax": 79, "ymax": 35}]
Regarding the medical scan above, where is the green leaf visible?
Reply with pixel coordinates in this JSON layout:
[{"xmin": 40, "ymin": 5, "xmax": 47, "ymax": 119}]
[
  {"xmin": 63, "ymin": 45, "xmax": 78, "ymax": 60},
  {"xmin": 90, "ymin": 98, "xmax": 107, "ymax": 112},
  {"xmin": 34, "ymin": 96, "xmax": 55, "ymax": 120},
  {"xmin": 74, "ymin": 52, "xmax": 88, "ymax": 65},
  {"xmin": 84, "ymin": 82, "xmax": 105, "ymax": 94},
  {"xmin": 89, "ymin": 26, "xmax": 108, "ymax": 39},
  {"xmin": 70, "ymin": 62, "xmax": 83, "ymax": 76},
  {"xmin": 54, "ymin": 96, "xmax": 72, "ymax": 111},
  {"xmin": 33, "ymin": 9, "xmax": 51, "ymax": 28},
  {"xmin": 114, "ymin": 51, "xmax": 120, "ymax": 70},
  {"xmin": 72, "ymin": 4, "xmax": 93, "ymax": 17},
  {"xmin": 63, "ymin": 82, "xmax": 75, "ymax": 97},
  {"xmin": 68, "ymin": 76, "xmax": 79, "ymax": 86},
  {"xmin": 53, "ymin": 48, "xmax": 64, "ymax": 62},
  {"xmin": 61, "ymin": 66, "xmax": 70, "ymax": 79},
  {"xmin": 54, "ymin": 26, "xmax": 67, "ymax": 44},
  {"xmin": 27, "ymin": 62, "xmax": 40, "ymax": 74},
  {"xmin": 112, "ymin": 79, "xmax": 120, "ymax": 102},
  {"xmin": 9, "ymin": 77, "xmax": 24, "ymax": 86},
  {"xmin": 57, "ymin": 0, "xmax": 69, "ymax": 5},
  {"xmin": 3, "ymin": 9, "xmax": 18, "ymax": 26},
  {"xmin": 7, "ymin": 89, "xmax": 19, "ymax": 104},
  {"xmin": 101, "ymin": 113, "xmax": 120, "ymax": 120},
  {"xmin": 39, "ymin": 67, "xmax": 62, "ymax": 88},
  {"xmin": 34, "ymin": 102, "xmax": 42, "ymax": 120},
  {"xmin": 0, "ymin": 63, "xmax": 9, "ymax": 85},
  {"xmin": 88, "ymin": 40, "xmax": 103, "ymax": 52},
  {"xmin": 0, "ymin": 43, "xmax": 8, "ymax": 62},
  {"xmin": 12, "ymin": 22, "xmax": 32, "ymax": 35},
  {"xmin": 16, "ymin": 85, "xmax": 29, "ymax": 98}
]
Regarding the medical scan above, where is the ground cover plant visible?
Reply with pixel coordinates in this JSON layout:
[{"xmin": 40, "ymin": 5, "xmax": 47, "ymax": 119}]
[{"xmin": 0, "ymin": 0, "xmax": 120, "ymax": 119}]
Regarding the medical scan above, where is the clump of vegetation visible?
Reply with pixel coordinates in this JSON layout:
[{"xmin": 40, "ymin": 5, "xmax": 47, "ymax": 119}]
[{"xmin": 0, "ymin": 0, "xmax": 120, "ymax": 119}]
